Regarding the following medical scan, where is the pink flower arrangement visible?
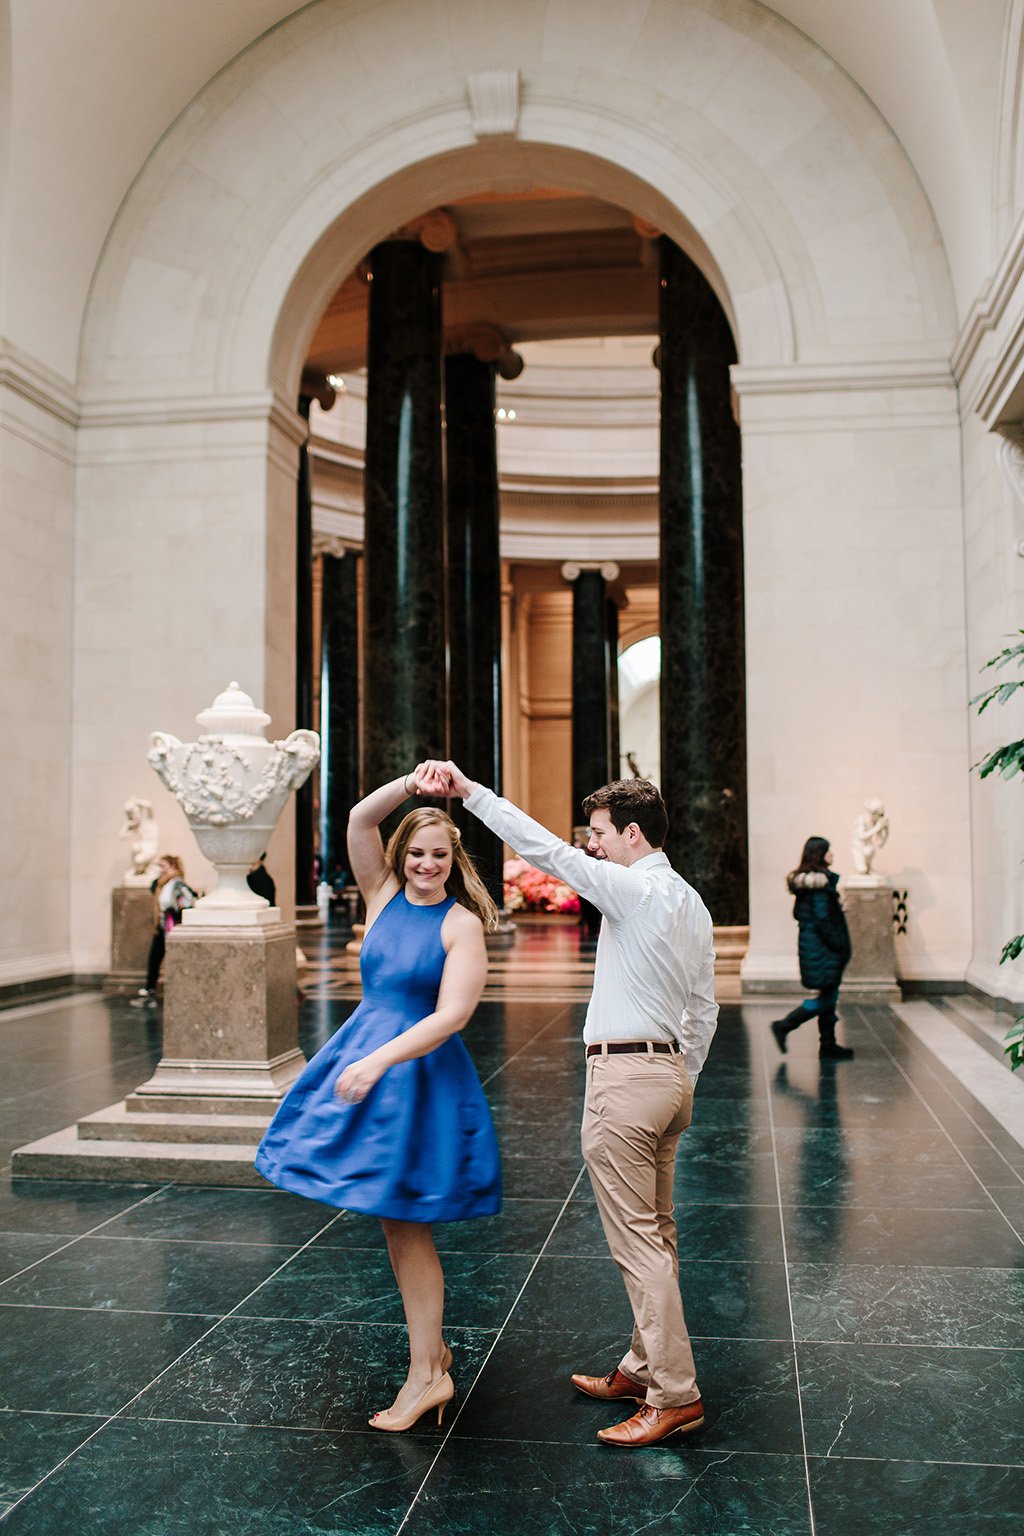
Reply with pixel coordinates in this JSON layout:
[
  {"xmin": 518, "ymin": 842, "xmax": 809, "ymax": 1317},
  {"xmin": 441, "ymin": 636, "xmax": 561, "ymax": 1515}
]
[{"xmin": 503, "ymin": 858, "xmax": 580, "ymax": 914}]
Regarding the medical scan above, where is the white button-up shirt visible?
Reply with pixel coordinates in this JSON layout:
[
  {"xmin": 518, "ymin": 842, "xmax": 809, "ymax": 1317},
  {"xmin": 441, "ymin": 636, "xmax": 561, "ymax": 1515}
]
[{"xmin": 465, "ymin": 786, "xmax": 719, "ymax": 1083}]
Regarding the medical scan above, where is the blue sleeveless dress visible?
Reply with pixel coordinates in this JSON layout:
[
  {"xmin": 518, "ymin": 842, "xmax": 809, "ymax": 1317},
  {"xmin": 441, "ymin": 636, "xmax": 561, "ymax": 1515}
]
[{"xmin": 255, "ymin": 889, "xmax": 501, "ymax": 1223}]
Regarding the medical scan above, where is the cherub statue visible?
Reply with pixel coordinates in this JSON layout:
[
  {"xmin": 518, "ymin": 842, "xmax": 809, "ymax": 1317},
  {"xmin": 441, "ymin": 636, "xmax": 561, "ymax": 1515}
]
[
  {"xmin": 851, "ymin": 797, "xmax": 890, "ymax": 877},
  {"xmin": 120, "ymin": 796, "xmax": 161, "ymax": 886}
]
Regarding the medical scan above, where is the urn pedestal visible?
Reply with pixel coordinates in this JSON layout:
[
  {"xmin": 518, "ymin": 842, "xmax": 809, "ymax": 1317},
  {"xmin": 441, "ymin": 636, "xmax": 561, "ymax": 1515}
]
[
  {"xmin": 104, "ymin": 886, "xmax": 157, "ymax": 996},
  {"xmin": 13, "ymin": 684, "xmax": 320, "ymax": 1187},
  {"xmin": 840, "ymin": 878, "xmax": 900, "ymax": 999}
]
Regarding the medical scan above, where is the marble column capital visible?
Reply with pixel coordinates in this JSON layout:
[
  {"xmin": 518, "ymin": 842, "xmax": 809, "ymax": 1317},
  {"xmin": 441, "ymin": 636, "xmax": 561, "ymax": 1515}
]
[
  {"xmin": 312, "ymin": 533, "xmax": 353, "ymax": 560},
  {"xmin": 561, "ymin": 560, "xmax": 620, "ymax": 584},
  {"xmin": 393, "ymin": 208, "xmax": 459, "ymax": 253},
  {"xmin": 445, "ymin": 323, "xmax": 524, "ymax": 380},
  {"xmin": 299, "ymin": 368, "xmax": 336, "ymax": 413}
]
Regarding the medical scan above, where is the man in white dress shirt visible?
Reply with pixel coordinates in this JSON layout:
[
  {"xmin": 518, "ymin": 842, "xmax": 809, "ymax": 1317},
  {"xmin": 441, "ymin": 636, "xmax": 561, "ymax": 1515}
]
[{"xmin": 422, "ymin": 761, "xmax": 718, "ymax": 1448}]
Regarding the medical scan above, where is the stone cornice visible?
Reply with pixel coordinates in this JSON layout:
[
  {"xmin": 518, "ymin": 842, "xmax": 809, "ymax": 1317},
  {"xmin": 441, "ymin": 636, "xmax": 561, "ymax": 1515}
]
[
  {"xmin": 951, "ymin": 205, "xmax": 1024, "ymax": 392},
  {"xmin": 731, "ymin": 358, "xmax": 953, "ymax": 396},
  {"xmin": 0, "ymin": 338, "xmax": 78, "ymax": 428},
  {"xmin": 77, "ymin": 390, "xmax": 307, "ymax": 447}
]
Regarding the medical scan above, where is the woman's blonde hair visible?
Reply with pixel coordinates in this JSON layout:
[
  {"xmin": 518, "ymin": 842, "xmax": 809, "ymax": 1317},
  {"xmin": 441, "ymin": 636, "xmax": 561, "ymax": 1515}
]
[
  {"xmin": 385, "ymin": 808, "xmax": 499, "ymax": 932},
  {"xmin": 156, "ymin": 853, "xmax": 185, "ymax": 888}
]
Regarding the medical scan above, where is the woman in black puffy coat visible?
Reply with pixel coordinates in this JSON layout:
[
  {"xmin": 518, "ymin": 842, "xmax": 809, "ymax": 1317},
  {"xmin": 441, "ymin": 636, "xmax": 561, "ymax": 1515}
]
[{"xmin": 771, "ymin": 836, "xmax": 854, "ymax": 1059}]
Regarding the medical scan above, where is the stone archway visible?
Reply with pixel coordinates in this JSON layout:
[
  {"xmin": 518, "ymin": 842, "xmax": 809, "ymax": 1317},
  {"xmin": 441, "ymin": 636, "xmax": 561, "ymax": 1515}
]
[{"xmin": 71, "ymin": 0, "xmax": 966, "ymax": 988}]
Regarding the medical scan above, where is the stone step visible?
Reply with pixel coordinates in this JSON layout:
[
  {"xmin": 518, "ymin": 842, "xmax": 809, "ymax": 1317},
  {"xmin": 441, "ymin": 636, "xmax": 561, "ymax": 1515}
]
[
  {"xmin": 12, "ymin": 1126, "xmax": 272, "ymax": 1187},
  {"xmin": 77, "ymin": 1101, "xmax": 272, "ymax": 1145}
]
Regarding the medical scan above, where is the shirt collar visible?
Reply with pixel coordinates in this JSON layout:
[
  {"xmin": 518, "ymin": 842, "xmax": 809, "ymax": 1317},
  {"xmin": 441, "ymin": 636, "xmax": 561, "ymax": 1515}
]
[{"xmin": 630, "ymin": 851, "xmax": 670, "ymax": 871}]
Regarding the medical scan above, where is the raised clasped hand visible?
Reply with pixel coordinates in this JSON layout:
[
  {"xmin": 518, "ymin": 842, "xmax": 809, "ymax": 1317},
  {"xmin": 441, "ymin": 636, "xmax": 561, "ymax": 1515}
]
[
  {"xmin": 414, "ymin": 759, "xmax": 453, "ymax": 797},
  {"xmin": 334, "ymin": 1055, "xmax": 383, "ymax": 1105}
]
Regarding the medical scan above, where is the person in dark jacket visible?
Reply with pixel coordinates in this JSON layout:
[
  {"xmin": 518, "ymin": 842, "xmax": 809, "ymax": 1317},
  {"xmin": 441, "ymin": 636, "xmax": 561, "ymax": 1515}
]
[
  {"xmin": 247, "ymin": 852, "xmax": 276, "ymax": 906},
  {"xmin": 771, "ymin": 836, "xmax": 854, "ymax": 1059}
]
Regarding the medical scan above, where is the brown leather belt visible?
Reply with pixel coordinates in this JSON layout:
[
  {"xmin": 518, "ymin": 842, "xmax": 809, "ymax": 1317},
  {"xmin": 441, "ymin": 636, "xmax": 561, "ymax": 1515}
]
[{"xmin": 586, "ymin": 1041, "xmax": 679, "ymax": 1058}]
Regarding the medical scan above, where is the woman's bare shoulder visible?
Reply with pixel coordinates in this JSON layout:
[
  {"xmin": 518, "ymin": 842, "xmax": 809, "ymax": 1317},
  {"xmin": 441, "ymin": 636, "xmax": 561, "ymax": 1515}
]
[{"xmin": 442, "ymin": 902, "xmax": 484, "ymax": 938}]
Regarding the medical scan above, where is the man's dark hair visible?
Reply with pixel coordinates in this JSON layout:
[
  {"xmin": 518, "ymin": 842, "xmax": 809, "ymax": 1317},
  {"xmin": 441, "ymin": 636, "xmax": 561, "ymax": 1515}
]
[{"xmin": 582, "ymin": 779, "xmax": 668, "ymax": 848}]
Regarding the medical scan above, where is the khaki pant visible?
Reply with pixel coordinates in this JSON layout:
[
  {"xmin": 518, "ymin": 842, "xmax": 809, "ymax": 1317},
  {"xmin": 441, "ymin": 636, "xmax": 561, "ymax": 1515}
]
[{"xmin": 581, "ymin": 1048, "xmax": 698, "ymax": 1408}]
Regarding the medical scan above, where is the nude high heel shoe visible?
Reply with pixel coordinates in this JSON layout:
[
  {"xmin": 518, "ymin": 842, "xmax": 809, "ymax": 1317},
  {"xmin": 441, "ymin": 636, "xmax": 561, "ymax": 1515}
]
[{"xmin": 368, "ymin": 1371, "xmax": 454, "ymax": 1433}]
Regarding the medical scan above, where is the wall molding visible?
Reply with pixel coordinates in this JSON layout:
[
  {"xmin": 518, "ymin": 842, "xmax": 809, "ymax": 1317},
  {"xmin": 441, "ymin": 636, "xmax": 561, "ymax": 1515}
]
[
  {"xmin": 732, "ymin": 358, "xmax": 954, "ymax": 397},
  {"xmin": 77, "ymin": 390, "xmax": 306, "ymax": 446},
  {"xmin": 0, "ymin": 338, "xmax": 78, "ymax": 428},
  {"xmin": 952, "ymin": 204, "xmax": 1024, "ymax": 390},
  {"xmin": 0, "ymin": 951, "xmax": 75, "ymax": 988}
]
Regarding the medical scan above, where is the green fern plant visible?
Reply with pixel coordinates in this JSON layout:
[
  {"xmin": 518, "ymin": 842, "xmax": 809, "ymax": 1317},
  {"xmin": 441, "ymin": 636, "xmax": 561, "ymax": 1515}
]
[{"xmin": 974, "ymin": 632, "xmax": 1024, "ymax": 1070}]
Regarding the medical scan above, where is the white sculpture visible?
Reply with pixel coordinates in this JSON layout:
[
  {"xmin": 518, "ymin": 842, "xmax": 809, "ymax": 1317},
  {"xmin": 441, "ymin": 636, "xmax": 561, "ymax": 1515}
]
[
  {"xmin": 851, "ymin": 797, "xmax": 890, "ymax": 877},
  {"xmin": 147, "ymin": 682, "xmax": 320, "ymax": 925},
  {"xmin": 120, "ymin": 796, "xmax": 161, "ymax": 886}
]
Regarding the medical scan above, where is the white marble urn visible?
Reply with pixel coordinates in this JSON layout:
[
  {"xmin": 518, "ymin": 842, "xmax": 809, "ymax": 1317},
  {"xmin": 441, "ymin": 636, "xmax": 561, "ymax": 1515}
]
[{"xmin": 147, "ymin": 682, "xmax": 320, "ymax": 925}]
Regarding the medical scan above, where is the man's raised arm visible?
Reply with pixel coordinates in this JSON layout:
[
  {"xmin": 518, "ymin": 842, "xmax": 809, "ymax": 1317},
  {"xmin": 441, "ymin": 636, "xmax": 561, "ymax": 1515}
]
[{"xmin": 422, "ymin": 760, "xmax": 644, "ymax": 921}]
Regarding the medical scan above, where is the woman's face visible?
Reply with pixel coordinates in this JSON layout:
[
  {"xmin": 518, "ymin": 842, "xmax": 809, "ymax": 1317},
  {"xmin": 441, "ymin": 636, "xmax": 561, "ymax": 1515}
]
[
  {"xmin": 403, "ymin": 823, "xmax": 454, "ymax": 903},
  {"xmin": 158, "ymin": 857, "xmax": 176, "ymax": 878},
  {"xmin": 824, "ymin": 848, "xmax": 833, "ymax": 866}
]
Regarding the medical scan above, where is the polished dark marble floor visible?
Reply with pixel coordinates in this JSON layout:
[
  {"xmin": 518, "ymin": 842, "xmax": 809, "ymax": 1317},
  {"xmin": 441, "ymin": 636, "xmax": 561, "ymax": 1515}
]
[{"xmin": 1, "ymin": 937, "xmax": 1023, "ymax": 1533}]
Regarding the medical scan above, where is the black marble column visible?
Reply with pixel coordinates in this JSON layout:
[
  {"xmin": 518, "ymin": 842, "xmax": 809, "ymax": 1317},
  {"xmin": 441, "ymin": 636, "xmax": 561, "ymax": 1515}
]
[
  {"xmin": 319, "ymin": 549, "xmax": 360, "ymax": 887},
  {"xmin": 606, "ymin": 597, "xmax": 621, "ymax": 782},
  {"xmin": 363, "ymin": 240, "xmax": 446, "ymax": 795},
  {"xmin": 658, "ymin": 236, "xmax": 748, "ymax": 924},
  {"xmin": 569, "ymin": 567, "xmax": 614, "ymax": 822},
  {"xmin": 445, "ymin": 352, "xmax": 504, "ymax": 905},
  {"xmin": 294, "ymin": 394, "xmax": 316, "ymax": 910}
]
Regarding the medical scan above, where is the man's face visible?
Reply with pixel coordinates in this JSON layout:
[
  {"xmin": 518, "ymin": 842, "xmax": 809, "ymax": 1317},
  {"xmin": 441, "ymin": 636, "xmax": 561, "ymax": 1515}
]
[{"xmin": 587, "ymin": 808, "xmax": 634, "ymax": 866}]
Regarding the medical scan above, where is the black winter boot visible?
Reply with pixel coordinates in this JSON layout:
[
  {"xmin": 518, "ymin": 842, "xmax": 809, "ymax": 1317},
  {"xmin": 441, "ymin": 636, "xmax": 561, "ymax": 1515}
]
[
  {"xmin": 818, "ymin": 1019, "xmax": 853, "ymax": 1059},
  {"xmin": 770, "ymin": 1007, "xmax": 807, "ymax": 1053}
]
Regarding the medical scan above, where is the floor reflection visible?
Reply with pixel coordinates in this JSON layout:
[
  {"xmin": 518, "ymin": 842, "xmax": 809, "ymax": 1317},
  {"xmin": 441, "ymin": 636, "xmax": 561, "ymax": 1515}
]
[{"xmin": 0, "ymin": 928, "xmax": 1022, "ymax": 1534}]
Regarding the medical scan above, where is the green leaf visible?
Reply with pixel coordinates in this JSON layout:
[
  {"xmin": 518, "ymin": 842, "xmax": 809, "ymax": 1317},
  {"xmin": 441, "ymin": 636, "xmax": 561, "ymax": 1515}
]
[
  {"xmin": 976, "ymin": 740, "xmax": 1024, "ymax": 780},
  {"xmin": 1004, "ymin": 1017, "xmax": 1024, "ymax": 1073},
  {"xmin": 1000, "ymin": 934, "xmax": 1024, "ymax": 964}
]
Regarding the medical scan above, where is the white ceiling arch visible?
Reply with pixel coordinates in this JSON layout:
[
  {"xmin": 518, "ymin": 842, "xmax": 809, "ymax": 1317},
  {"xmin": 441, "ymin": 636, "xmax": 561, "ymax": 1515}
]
[
  {"xmin": 3, "ymin": 1, "xmax": 1007, "ymax": 382},
  {"xmin": 76, "ymin": 0, "xmax": 956, "ymax": 410}
]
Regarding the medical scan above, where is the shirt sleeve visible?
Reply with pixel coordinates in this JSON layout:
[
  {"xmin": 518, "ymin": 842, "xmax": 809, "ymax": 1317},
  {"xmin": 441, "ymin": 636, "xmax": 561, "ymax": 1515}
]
[
  {"xmin": 679, "ymin": 929, "xmax": 719, "ymax": 1083},
  {"xmin": 464, "ymin": 785, "xmax": 646, "ymax": 921}
]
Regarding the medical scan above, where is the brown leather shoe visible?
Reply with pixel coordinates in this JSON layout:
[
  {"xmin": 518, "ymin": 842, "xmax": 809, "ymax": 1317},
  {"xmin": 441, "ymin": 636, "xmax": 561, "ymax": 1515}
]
[
  {"xmin": 597, "ymin": 1399, "xmax": 705, "ymax": 1447},
  {"xmin": 571, "ymin": 1367, "xmax": 645, "ymax": 1402}
]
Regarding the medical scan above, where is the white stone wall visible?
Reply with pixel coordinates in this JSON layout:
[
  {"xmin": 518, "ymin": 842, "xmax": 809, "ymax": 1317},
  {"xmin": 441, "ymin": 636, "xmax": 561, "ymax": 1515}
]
[
  {"xmin": 738, "ymin": 368, "xmax": 971, "ymax": 985},
  {"xmin": 68, "ymin": 403, "xmax": 302, "ymax": 973},
  {"xmin": 959, "ymin": 411, "xmax": 1024, "ymax": 1001},
  {"xmin": 0, "ymin": 351, "xmax": 76, "ymax": 983}
]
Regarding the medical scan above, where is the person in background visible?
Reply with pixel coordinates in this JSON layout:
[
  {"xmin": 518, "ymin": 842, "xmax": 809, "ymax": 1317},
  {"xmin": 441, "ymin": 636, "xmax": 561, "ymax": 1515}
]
[
  {"xmin": 771, "ymin": 836, "xmax": 854, "ymax": 1059},
  {"xmin": 130, "ymin": 854, "xmax": 195, "ymax": 1008},
  {"xmin": 247, "ymin": 852, "xmax": 276, "ymax": 906}
]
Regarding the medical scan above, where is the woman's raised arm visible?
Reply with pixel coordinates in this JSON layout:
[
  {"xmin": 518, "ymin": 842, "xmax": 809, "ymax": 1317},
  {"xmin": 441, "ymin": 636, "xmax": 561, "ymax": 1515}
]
[{"xmin": 346, "ymin": 767, "xmax": 424, "ymax": 901}]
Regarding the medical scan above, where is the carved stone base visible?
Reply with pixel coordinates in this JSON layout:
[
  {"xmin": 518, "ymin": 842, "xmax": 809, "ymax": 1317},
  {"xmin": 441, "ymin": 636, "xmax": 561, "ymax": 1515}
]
[
  {"xmin": 840, "ymin": 881, "xmax": 900, "ymax": 998},
  {"xmin": 713, "ymin": 925, "xmax": 749, "ymax": 1001},
  {"xmin": 13, "ymin": 919, "xmax": 306, "ymax": 1186},
  {"xmin": 104, "ymin": 886, "xmax": 156, "ymax": 995}
]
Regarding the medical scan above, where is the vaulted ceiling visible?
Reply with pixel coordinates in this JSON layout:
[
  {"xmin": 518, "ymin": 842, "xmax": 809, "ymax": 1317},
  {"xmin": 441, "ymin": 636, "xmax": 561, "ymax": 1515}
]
[{"xmin": 0, "ymin": 0, "xmax": 1013, "ymax": 377}]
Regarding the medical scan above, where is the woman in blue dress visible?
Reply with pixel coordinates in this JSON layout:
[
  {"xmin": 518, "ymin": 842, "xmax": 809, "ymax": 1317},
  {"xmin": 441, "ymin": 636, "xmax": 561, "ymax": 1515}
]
[{"xmin": 255, "ymin": 766, "xmax": 501, "ymax": 1431}]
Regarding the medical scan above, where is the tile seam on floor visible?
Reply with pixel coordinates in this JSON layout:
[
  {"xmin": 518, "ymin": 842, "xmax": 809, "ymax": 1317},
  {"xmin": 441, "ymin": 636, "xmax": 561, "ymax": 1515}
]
[
  {"xmin": 761, "ymin": 1026, "xmax": 819, "ymax": 1536},
  {"xmin": 0, "ymin": 1184, "xmax": 173, "ymax": 1292},
  {"xmin": 391, "ymin": 1164, "xmax": 589, "ymax": 1536},
  {"xmin": 478, "ymin": 1002, "xmax": 573, "ymax": 1088},
  {"xmin": 0, "ymin": 1204, "xmax": 349, "ymax": 1524}
]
